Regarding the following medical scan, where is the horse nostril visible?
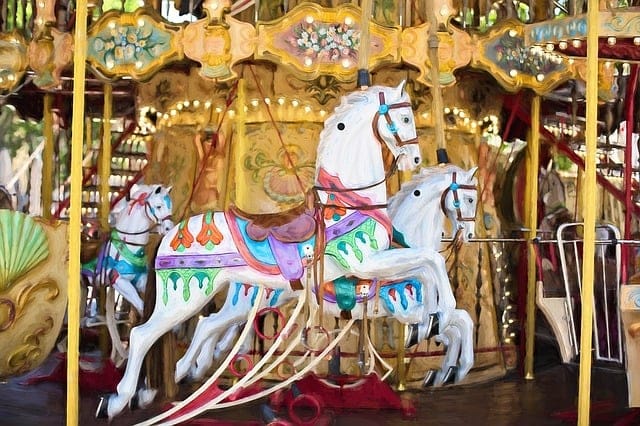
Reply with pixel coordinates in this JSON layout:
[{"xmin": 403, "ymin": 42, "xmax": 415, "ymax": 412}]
[
  {"xmin": 414, "ymin": 157, "xmax": 420, "ymax": 164},
  {"xmin": 468, "ymin": 233, "xmax": 473, "ymax": 240}
]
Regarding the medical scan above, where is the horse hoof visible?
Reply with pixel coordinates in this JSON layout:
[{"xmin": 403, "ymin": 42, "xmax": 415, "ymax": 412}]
[
  {"xmin": 137, "ymin": 388, "xmax": 158, "ymax": 409},
  {"xmin": 95, "ymin": 395, "xmax": 110, "ymax": 419},
  {"xmin": 426, "ymin": 313, "xmax": 440, "ymax": 339},
  {"xmin": 422, "ymin": 369, "xmax": 437, "ymax": 387},
  {"xmin": 442, "ymin": 366, "xmax": 458, "ymax": 385},
  {"xmin": 129, "ymin": 392, "xmax": 140, "ymax": 411},
  {"xmin": 404, "ymin": 324, "xmax": 420, "ymax": 348}
]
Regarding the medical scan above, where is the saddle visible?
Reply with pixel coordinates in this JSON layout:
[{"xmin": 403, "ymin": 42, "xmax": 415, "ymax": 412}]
[
  {"xmin": 230, "ymin": 204, "xmax": 317, "ymax": 243},
  {"xmin": 230, "ymin": 204, "xmax": 317, "ymax": 290}
]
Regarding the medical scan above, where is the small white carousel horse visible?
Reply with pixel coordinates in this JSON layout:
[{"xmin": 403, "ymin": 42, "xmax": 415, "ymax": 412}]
[
  {"xmin": 81, "ymin": 184, "xmax": 173, "ymax": 361},
  {"xmin": 174, "ymin": 165, "xmax": 477, "ymax": 387},
  {"xmin": 98, "ymin": 82, "xmax": 423, "ymax": 419}
]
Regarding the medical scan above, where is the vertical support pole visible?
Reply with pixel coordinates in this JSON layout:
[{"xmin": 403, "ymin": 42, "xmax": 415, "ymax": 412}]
[
  {"xmin": 427, "ymin": 0, "xmax": 445, "ymax": 152},
  {"xmin": 99, "ymin": 84, "xmax": 113, "ymax": 230},
  {"xmin": 357, "ymin": 0, "xmax": 373, "ymax": 88},
  {"xmin": 524, "ymin": 94, "xmax": 540, "ymax": 380},
  {"xmin": 622, "ymin": 65, "xmax": 638, "ymax": 283},
  {"xmin": 233, "ymin": 79, "xmax": 246, "ymax": 208},
  {"xmin": 67, "ymin": 0, "xmax": 88, "ymax": 423},
  {"xmin": 42, "ymin": 93, "xmax": 54, "ymax": 220},
  {"xmin": 577, "ymin": 0, "xmax": 600, "ymax": 423},
  {"xmin": 396, "ymin": 322, "xmax": 406, "ymax": 391}
]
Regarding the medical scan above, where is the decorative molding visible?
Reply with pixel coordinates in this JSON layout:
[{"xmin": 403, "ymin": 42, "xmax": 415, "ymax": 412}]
[
  {"xmin": 87, "ymin": 8, "xmax": 184, "ymax": 81},
  {"xmin": 256, "ymin": 3, "xmax": 400, "ymax": 82},
  {"xmin": 0, "ymin": 32, "xmax": 28, "ymax": 94},
  {"xmin": 183, "ymin": 16, "xmax": 255, "ymax": 81},
  {"xmin": 29, "ymin": 26, "xmax": 74, "ymax": 89},
  {"xmin": 401, "ymin": 23, "xmax": 472, "ymax": 87},
  {"xmin": 471, "ymin": 20, "xmax": 574, "ymax": 95},
  {"xmin": 525, "ymin": 10, "xmax": 640, "ymax": 45}
]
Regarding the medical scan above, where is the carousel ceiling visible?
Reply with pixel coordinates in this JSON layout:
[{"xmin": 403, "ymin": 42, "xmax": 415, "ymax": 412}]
[{"xmin": 0, "ymin": 1, "xmax": 638, "ymax": 122}]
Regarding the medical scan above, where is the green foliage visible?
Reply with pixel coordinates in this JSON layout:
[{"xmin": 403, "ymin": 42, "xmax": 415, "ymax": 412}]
[{"xmin": 0, "ymin": 106, "xmax": 43, "ymax": 157}]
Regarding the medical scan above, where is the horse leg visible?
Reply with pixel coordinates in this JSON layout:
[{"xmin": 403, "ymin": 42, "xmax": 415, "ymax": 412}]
[
  {"xmin": 113, "ymin": 275, "xmax": 144, "ymax": 314},
  {"xmin": 449, "ymin": 308, "xmax": 474, "ymax": 382},
  {"xmin": 97, "ymin": 314, "xmax": 173, "ymax": 419},
  {"xmin": 431, "ymin": 324, "xmax": 462, "ymax": 387}
]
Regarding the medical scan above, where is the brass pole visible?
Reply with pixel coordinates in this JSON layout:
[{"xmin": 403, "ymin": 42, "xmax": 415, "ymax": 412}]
[
  {"xmin": 67, "ymin": 0, "xmax": 88, "ymax": 422},
  {"xmin": 233, "ymin": 79, "xmax": 247, "ymax": 209},
  {"xmin": 524, "ymin": 95, "xmax": 540, "ymax": 380},
  {"xmin": 99, "ymin": 84, "xmax": 113, "ymax": 230},
  {"xmin": 42, "ymin": 93, "xmax": 54, "ymax": 220},
  {"xmin": 577, "ymin": 0, "xmax": 600, "ymax": 422},
  {"xmin": 427, "ymin": 0, "xmax": 446, "ymax": 154}
]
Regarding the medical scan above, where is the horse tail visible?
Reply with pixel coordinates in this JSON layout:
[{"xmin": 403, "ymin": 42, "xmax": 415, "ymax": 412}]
[{"xmin": 106, "ymin": 286, "xmax": 129, "ymax": 366}]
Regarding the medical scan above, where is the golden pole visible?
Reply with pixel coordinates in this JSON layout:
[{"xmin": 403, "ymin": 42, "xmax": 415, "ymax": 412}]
[
  {"xmin": 67, "ymin": 0, "xmax": 88, "ymax": 423},
  {"xmin": 99, "ymin": 84, "xmax": 112, "ymax": 230},
  {"xmin": 233, "ymin": 79, "xmax": 247, "ymax": 209},
  {"xmin": 42, "ymin": 93, "xmax": 54, "ymax": 220},
  {"xmin": 577, "ymin": 0, "xmax": 600, "ymax": 423},
  {"xmin": 524, "ymin": 95, "xmax": 540, "ymax": 380},
  {"xmin": 426, "ymin": 0, "xmax": 446, "ymax": 156},
  {"xmin": 357, "ymin": 0, "xmax": 373, "ymax": 87}
]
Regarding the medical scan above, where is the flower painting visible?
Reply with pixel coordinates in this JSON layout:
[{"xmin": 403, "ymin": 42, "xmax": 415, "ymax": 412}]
[{"xmin": 287, "ymin": 20, "xmax": 360, "ymax": 63}]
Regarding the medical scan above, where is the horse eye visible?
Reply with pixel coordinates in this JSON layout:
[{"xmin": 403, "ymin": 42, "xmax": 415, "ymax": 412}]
[
  {"xmin": 413, "ymin": 190, "xmax": 421, "ymax": 197},
  {"xmin": 467, "ymin": 198, "xmax": 473, "ymax": 204},
  {"xmin": 403, "ymin": 117, "xmax": 410, "ymax": 124}
]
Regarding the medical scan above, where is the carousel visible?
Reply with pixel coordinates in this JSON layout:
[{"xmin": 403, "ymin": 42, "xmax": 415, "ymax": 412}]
[{"xmin": 0, "ymin": 0, "xmax": 639, "ymax": 424}]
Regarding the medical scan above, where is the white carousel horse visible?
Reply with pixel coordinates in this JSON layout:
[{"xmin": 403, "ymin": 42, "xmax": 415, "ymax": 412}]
[
  {"xmin": 174, "ymin": 165, "xmax": 478, "ymax": 387},
  {"xmin": 81, "ymin": 184, "xmax": 173, "ymax": 361},
  {"xmin": 97, "ymin": 82, "xmax": 423, "ymax": 420}
]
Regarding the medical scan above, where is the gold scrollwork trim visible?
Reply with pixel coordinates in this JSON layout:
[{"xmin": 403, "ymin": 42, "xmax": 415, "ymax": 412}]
[
  {"xmin": 7, "ymin": 316, "xmax": 54, "ymax": 374},
  {"xmin": 1, "ymin": 279, "xmax": 59, "ymax": 332}
]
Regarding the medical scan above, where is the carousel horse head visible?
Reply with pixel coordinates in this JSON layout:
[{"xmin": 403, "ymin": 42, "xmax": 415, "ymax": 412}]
[
  {"xmin": 539, "ymin": 163, "xmax": 566, "ymax": 214},
  {"xmin": 112, "ymin": 184, "xmax": 173, "ymax": 234},
  {"xmin": 317, "ymin": 81, "xmax": 421, "ymax": 181},
  {"xmin": 389, "ymin": 165, "xmax": 478, "ymax": 246}
]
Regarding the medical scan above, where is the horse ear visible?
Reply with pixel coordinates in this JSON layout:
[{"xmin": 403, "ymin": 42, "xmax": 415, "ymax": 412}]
[
  {"xmin": 395, "ymin": 80, "xmax": 407, "ymax": 99},
  {"xmin": 468, "ymin": 166, "xmax": 479, "ymax": 179},
  {"xmin": 166, "ymin": 186, "xmax": 172, "ymax": 193}
]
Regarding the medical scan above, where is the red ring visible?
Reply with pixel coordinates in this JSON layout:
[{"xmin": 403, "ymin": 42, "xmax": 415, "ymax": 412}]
[
  {"xmin": 253, "ymin": 307, "xmax": 286, "ymax": 340},
  {"xmin": 275, "ymin": 361, "xmax": 296, "ymax": 380},
  {"xmin": 301, "ymin": 326, "xmax": 330, "ymax": 354},
  {"xmin": 228, "ymin": 353, "xmax": 253, "ymax": 378},
  {"xmin": 288, "ymin": 393, "xmax": 322, "ymax": 425}
]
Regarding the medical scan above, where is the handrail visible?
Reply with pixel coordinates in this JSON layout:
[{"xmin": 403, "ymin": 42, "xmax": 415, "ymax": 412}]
[{"xmin": 53, "ymin": 120, "xmax": 137, "ymax": 219}]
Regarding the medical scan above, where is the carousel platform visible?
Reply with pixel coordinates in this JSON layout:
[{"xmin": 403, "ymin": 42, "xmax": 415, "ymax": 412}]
[{"xmin": 0, "ymin": 347, "xmax": 635, "ymax": 426}]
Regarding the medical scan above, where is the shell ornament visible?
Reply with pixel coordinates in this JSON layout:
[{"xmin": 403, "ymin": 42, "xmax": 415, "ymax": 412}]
[{"xmin": 0, "ymin": 210, "xmax": 49, "ymax": 291}]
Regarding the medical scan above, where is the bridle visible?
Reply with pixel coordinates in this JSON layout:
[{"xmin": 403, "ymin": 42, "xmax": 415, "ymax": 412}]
[
  {"xmin": 440, "ymin": 172, "xmax": 477, "ymax": 223},
  {"xmin": 372, "ymin": 91, "xmax": 419, "ymax": 148},
  {"xmin": 114, "ymin": 192, "xmax": 173, "ymax": 241}
]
